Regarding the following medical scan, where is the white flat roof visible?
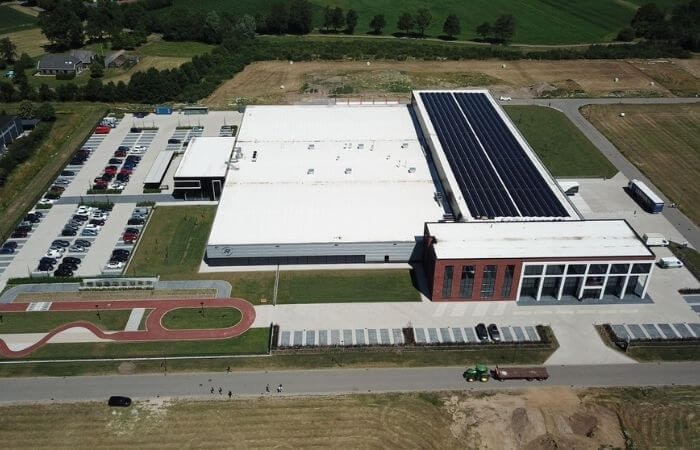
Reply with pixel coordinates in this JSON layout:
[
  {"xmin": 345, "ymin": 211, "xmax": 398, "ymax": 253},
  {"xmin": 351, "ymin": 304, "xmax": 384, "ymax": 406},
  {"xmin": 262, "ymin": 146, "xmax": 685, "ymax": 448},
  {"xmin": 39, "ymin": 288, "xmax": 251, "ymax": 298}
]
[
  {"xmin": 174, "ymin": 137, "xmax": 234, "ymax": 179},
  {"xmin": 208, "ymin": 104, "xmax": 446, "ymax": 245},
  {"xmin": 427, "ymin": 220, "xmax": 653, "ymax": 260},
  {"xmin": 144, "ymin": 151, "xmax": 176, "ymax": 184}
]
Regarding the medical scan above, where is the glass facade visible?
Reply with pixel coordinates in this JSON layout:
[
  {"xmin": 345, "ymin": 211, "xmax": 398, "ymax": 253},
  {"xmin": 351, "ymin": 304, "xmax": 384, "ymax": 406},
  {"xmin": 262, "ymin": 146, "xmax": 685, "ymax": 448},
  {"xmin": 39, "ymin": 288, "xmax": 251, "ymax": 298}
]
[
  {"xmin": 519, "ymin": 261, "xmax": 652, "ymax": 301},
  {"xmin": 480, "ymin": 265, "xmax": 497, "ymax": 298},
  {"xmin": 459, "ymin": 265, "xmax": 475, "ymax": 298},
  {"xmin": 501, "ymin": 265, "xmax": 515, "ymax": 297}
]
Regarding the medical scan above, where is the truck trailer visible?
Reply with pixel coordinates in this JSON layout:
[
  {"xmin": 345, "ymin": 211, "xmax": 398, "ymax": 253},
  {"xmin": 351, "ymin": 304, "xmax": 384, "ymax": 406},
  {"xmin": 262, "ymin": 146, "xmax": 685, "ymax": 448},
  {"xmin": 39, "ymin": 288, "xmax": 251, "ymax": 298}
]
[{"xmin": 492, "ymin": 366, "xmax": 549, "ymax": 381}]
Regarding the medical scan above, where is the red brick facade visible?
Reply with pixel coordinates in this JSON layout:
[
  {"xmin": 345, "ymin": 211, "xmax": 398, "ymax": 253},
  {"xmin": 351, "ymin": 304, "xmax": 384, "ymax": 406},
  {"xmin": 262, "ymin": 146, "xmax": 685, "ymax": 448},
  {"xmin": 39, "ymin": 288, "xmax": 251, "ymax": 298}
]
[{"xmin": 428, "ymin": 255, "xmax": 523, "ymax": 301}]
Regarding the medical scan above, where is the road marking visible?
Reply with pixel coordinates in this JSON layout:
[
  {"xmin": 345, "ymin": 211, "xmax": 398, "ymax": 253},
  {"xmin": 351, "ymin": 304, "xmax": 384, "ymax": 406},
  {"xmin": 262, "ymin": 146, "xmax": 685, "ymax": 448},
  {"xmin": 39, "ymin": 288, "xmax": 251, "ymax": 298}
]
[{"xmin": 26, "ymin": 302, "xmax": 52, "ymax": 312}]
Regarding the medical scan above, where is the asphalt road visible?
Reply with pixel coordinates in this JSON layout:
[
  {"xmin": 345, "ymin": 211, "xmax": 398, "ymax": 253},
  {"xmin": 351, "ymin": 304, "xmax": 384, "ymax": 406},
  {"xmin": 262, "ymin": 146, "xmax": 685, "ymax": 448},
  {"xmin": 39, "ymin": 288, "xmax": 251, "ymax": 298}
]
[
  {"xmin": 0, "ymin": 363, "xmax": 698, "ymax": 404},
  {"xmin": 509, "ymin": 97, "xmax": 700, "ymax": 249}
]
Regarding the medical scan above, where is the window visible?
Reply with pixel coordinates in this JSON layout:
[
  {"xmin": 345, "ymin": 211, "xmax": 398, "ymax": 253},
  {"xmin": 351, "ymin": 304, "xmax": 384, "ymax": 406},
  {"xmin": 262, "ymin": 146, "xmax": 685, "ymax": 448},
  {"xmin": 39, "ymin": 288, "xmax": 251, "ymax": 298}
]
[
  {"xmin": 561, "ymin": 277, "xmax": 582, "ymax": 297},
  {"xmin": 611, "ymin": 264, "xmax": 630, "ymax": 274},
  {"xmin": 582, "ymin": 289, "xmax": 601, "ymax": 299},
  {"xmin": 480, "ymin": 265, "xmax": 497, "ymax": 298},
  {"xmin": 519, "ymin": 278, "xmax": 540, "ymax": 298},
  {"xmin": 524, "ymin": 265, "xmax": 543, "ymax": 276},
  {"xmin": 459, "ymin": 265, "xmax": 475, "ymax": 298},
  {"xmin": 501, "ymin": 265, "xmax": 515, "ymax": 297},
  {"xmin": 546, "ymin": 265, "xmax": 565, "ymax": 275},
  {"xmin": 632, "ymin": 263, "xmax": 652, "ymax": 274},
  {"xmin": 567, "ymin": 264, "xmax": 586, "ymax": 275},
  {"xmin": 585, "ymin": 276, "xmax": 605, "ymax": 286},
  {"xmin": 541, "ymin": 277, "xmax": 561, "ymax": 299},
  {"xmin": 441, "ymin": 266, "xmax": 453, "ymax": 298},
  {"xmin": 589, "ymin": 264, "xmax": 609, "ymax": 274},
  {"xmin": 605, "ymin": 276, "xmax": 625, "ymax": 296}
]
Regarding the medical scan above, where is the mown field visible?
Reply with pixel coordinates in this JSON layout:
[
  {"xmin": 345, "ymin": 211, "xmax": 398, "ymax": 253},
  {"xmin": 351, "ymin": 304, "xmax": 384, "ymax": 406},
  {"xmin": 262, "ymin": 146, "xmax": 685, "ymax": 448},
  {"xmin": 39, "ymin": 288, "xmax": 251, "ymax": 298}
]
[
  {"xmin": 0, "ymin": 27, "xmax": 47, "ymax": 57},
  {"xmin": 126, "ymin": 206, "xmax": 422, "ymax": 304},
  {"xmin": 0, "ymin": 311, "xmax": 130, "ymax": 333},
  {"xmin": 169, "ymin": 0, "xmax": 678, "ymax": 44},
  {"xmin": 582, "ymin": 103, "xmax": 700, "ymax": 226},
  {"xmin": 160, "ymin": 307, "xmax": 242, "ymax": 330},
  {"xmin": 0, "ymin": 387, "xmax": 696, "ymax": 448},
  {"xmin": 0, "ymin": 5, "xmax": 36, "ymax": 34},
  {"xmin": 0, "ymin": 102, "xmax": 108, "ymax": 242},
  {"xmin": 505, "ymin": 105, "xmax": 617, "ymax": 178}
]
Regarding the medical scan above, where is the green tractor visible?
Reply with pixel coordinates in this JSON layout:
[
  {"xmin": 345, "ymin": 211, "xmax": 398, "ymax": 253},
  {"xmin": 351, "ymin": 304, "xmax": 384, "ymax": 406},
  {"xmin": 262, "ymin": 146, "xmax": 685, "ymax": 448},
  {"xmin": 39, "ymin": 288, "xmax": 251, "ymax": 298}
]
[{"xmin": 463, "ymin": 364, "xmax": 490, "ymax": 382}]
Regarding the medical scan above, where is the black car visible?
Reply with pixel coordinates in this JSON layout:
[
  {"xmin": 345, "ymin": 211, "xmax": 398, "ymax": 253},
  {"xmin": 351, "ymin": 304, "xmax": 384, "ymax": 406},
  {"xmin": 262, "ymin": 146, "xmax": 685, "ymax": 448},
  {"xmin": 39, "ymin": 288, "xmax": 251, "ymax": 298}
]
[
  {"xmin": 0, "ymin": 247, "xmax": 14, "ymax": 254},
  {"xmin": 167, "ymin": 138, "xmax": 181, "ymax": 144},
  {"xmin": 487, "ymin": 324, "xmax": 501, "ymax": 342},
  {"xmin": 101, "ymin": 173, "xmax": 114, "ymax": 181},
  {"xmin": 90, "ymin": 219, "xmax": 106, "ymax": 226},
  {"xmin": 110, "ymin": 255, "xmax": 128, "ymax": 263},
  {"xmin": 63, "ymin": 256, "xmax": 81, "ymax": 265},
  {"xmin": 475, "ymin": 323, "xmax": 489, "ymax": 342},
  {"xmin": 112, "ymin": 249, "xmax": 130, "ymax": 256},
  {"xmin": 69, "ymin": 158, "xmax": 85, "ymax": 165},
  {"xmin": 130, "ymin": 127, "xmax": 142, "ymax": 133},
  {"xmin": 124, "ymin": 228, "xmax": 140, "ymax": 235},
  {"xmin": 11, "ymin": 231, "xmax": 27, "ymax": 238},
  {"xmin": 41, "ymin": 257, "xmax": 57, "ymax": 265},
  {"xmin": 75, "ymin": 239, "xmax": 92, "ymax": 247},
  {"xmin": 116, "ymin": 174, "xmax": 130, "ymax": 182},
  {"xmin": 2, "ymin": 241, "xmax": 18, "ymax": 249},
  {"xmin": 59, "ymin": 261, "xmax": 78, "ymax": 271},
  {"xmin": 51, "ymin": 240, "xmax": 71, "ymax": 248},
  {"xmin": 61, "ymin": 170, "xmax": 76, "ymax": 177},
  {"xmin": 24, "ymin": 214, "xmax": 40, "ymax": 223},
  {"xmin": 38, "ymin": 263, "xmax": 54, "ymax": 271},
  {"xmin": 16, "ymin": 225, "xmax": 32, "ymax": 232},
  {"xmin": 73, "ymin": 214, "xmax": 89, "ymax": 222},
  {"xmin": 127, "ymin": 218, "xmax": 145, "ymax": 225},
  {"xmin": 54, "ymin": 267, "xmax": 73, "ymax": 277},
  {"xmin": 61, "ymin": 228, "xmax": 77, "ymax": 237},
  {"xmin": 108, "ymin": 396, "xmax": 132, "ymax": 407},
  {"xmin": 108, "ymin": 158, "xmax": 123, "ymax": 164}
]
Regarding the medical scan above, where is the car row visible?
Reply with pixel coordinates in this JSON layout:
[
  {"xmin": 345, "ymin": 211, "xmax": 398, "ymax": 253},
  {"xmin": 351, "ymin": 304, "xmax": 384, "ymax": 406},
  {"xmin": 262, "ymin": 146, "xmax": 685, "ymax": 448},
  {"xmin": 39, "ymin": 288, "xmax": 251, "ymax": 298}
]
[
  {"xmin": 475, "ymin": 323, "xmax": 501, "ymax": 342},
  {"xmin": 93, "ymin": 152, "xmax": 142, "ymax": 191},
  {"xmin": 10, "ymin": 210, "xmax": 45, "ymax": 239},
  {"xmin": 105, "ymin": 207, "xmax": 149, "ymax": 272}
]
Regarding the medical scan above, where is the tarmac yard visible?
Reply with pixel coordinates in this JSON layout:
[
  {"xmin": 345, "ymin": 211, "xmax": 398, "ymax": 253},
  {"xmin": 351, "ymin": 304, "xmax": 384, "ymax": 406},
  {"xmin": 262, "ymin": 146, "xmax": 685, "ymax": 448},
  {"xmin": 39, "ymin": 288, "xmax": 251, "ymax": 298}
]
[{"xmin": 0, "ymin": 387, "xmax": 696, "ymax": 449}]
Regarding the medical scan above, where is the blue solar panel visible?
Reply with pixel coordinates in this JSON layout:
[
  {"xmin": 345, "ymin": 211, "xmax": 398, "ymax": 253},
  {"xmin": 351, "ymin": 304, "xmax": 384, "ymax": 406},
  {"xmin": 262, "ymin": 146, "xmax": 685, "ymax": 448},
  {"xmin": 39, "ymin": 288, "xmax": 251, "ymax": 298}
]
[
  {"xmin": 453, "ymin": 93, "xmax": 569, "ymax": 217},
  {"xmin": 419, "ymin": 92, "xmax": 569, "ymax": 218},
  {"xmin": 420, "ymin": 92, "xmax": 519, "ymax": 218}
]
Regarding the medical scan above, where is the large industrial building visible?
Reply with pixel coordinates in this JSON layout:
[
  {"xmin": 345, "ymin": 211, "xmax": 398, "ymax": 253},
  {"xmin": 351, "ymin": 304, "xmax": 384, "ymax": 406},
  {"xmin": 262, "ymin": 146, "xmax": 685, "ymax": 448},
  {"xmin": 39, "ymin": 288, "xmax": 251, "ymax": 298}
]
[{"xmin": 189, "ymin": 89, "xmax": 654, "ymax": 302}]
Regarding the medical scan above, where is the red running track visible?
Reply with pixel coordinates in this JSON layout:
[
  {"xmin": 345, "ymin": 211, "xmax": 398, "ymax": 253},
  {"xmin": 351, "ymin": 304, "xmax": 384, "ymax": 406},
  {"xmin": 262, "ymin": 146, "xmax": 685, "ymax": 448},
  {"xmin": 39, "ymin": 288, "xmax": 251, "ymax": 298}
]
[{"xmin": 0, "ymin": 298, "xmax": 256, "ymax": 358}]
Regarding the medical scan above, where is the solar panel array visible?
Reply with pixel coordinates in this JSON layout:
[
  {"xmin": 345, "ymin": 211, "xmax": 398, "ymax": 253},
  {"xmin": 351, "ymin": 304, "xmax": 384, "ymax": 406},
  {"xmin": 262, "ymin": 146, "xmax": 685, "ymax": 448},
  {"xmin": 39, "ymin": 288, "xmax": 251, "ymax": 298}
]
[{"xmin": 419, "ymin": 92, "xmax": 569, "ymax": 218}]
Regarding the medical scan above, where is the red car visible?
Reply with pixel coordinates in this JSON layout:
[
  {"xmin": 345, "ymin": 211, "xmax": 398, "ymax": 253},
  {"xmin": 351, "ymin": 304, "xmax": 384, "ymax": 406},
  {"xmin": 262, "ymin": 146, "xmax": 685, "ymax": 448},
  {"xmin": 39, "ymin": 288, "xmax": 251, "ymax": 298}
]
[
  {"xmin": 104, "ymin": 167, "xmax": 117, "ymax": 175},
  {"xmin": 94, "ymin": 126, "xmax": 111, "ymax": 134},
  {"xmin": 122, "ymin": 233, "xmax": 138, "ymax": 243},
  {"xmin": 119, "ymin": 168, "xmax": 133, "ymax": 175}
]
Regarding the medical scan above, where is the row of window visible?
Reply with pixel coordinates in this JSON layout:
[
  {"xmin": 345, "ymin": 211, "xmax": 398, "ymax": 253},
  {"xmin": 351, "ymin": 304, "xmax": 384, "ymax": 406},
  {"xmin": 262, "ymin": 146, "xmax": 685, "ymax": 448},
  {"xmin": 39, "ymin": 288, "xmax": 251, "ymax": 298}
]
[
  {"xmin": 520, "ymin": 274, "xmax": 648, "ymax": 300},
  {"xmin": 523, "ymin": 263, "xmax": 651, "ymax": 277},
  {"xmin": 441, "ymin": 264, "xmax": 515, "ymax": 299}
]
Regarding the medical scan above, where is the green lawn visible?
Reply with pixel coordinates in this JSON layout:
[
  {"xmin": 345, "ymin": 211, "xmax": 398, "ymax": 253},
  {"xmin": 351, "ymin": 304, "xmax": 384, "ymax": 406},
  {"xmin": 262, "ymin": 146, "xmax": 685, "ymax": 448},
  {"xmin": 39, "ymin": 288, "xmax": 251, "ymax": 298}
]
[
  {"xmin": 505, "ymin": 105, "xmax": 617, "ymax": 178},
  {"xmin": 160, "ymin": 307, "xmax": 242, "ymax": 330},
  {"xmin": 670, "ymin": 242, "xmax": 700, "ymax": 282},
  {"xmin": 127, "ymin": 206, "xmax": 422, "ymax": 304},
  {"xmin": 138, "ymin": 40, "xmax": 215, "ymax": 58},
  {"xmin": 0, "ymin": 311, "xmax": 131, "ymax": 333},
  {"xmin": 170, "ymin": 0, "xmax": 656, "ymax": 44},
  {"xmin": 0, "ymin": 103, "xmax": 108, "ymax": 242},
  {"xmin": 0, "ymin": 327, "xmax": 270, "ymax": 361},
  {"xmin": 277, "ymin": 270, "xmax": 420, "ymax": 303},
  {"xmin": 0, "ymin": 5, "xmax": 36, "ymax": 34}
]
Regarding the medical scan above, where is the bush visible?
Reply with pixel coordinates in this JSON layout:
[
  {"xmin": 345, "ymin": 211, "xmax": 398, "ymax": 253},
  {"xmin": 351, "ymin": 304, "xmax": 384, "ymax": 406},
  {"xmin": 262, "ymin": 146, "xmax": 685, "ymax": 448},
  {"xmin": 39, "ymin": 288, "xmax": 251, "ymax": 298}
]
[
  {"xmin": 617, "ymin": 27, "xmax": 635, "ymax": 42},
  {"xmin": 55, "ymin": 72, "xmax": 76, "ymax": 80}
]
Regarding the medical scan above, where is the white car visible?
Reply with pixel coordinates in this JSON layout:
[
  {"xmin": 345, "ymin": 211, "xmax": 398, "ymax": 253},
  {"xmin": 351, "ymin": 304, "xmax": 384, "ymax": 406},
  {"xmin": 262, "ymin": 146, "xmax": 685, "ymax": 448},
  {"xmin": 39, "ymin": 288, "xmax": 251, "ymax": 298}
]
[
  {"xmin": 499, "ymin": 96, "xmax": 512, "ymax": 101},
  {"xmin": 91, "ymin": 212, "xmax": 109, "ymax": 219},
  {"xmin": 38, "ymin": 198, "xmax": 56, "ymax": 205},
  {"xmin": 84, "ymin": 224, "xmax": 102, "ymax": 231},
  {"xmin": 109, "ymin": 182, "xmax": 125, "ymax": 191},
  {"xmin": 45, "ymin": 249, "xmax": 64, "ymax": 258},
  {"xmin": 106, "ymin": 261, "xmax": 124, "ymax": 270},
  {"xmin": 133, "ymin": 145, "xmax": 149, "ymax": 151},
  {"xmin": 68, "ymin": 245, "xmax": 86, "ymax": 253},
  {"xmin": 77, "ymin": 208, "xmax": 94, "ymax": 215}
]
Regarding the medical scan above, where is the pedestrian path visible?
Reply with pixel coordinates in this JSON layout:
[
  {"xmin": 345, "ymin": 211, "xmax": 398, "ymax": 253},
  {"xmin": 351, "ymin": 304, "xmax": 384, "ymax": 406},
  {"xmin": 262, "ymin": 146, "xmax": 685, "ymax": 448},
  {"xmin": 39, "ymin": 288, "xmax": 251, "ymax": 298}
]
[{"xmin": 124, "ymin": 307, "xmax": 145, "ymax": 331}]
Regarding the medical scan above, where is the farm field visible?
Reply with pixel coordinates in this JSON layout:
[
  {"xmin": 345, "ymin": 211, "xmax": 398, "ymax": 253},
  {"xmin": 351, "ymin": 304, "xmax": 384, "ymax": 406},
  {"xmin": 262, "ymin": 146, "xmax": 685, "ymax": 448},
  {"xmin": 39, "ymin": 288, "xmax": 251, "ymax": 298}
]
[
  {"xmin": 137, "ymin": 39, "xmax": 215, "ymax": 58},
  {"xmin": 505, "ymin": 105, "xmax": 618, "ymax": 178},
  {"xmin": 204, "ymin": 58, "xmax": 689, "ymax": 107},
  {"xmin": 0, "ymin": 5, "xmax": 36, "ymax": 34},
  {"xmin": 0, "ymin": 102, "xmax": 108, "ymax": 242},
  {"xmin": 582, "ymin": 103, "xmax": 700, "ymax": 226},
  {"xmin": 0, "ymin": 27, "xmax": 47, "ymax": 57},
  {"xmin": 126, "ymin": 206, "xmax": 421, "ymax": 304},
  {"xmin": 169, "ymin": 0, "xmax": 670, "ymax": 45},
  {"xmin": 105, "ymin": 56, "xmax": 189, "ymax": 83},
  {"xmin": 0, "ymin": 387, "xmax": 696, "ymax": 448}
]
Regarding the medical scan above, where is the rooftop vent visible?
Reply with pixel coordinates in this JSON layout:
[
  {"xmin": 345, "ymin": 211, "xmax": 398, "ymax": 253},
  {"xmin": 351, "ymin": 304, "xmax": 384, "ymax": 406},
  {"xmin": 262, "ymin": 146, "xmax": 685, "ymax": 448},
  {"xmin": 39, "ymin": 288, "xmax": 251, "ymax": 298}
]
[
  {"xmin": 344, "ymin": 168, "xmax": 352, "ymax": 175},
  {"xmin": 308, "ymin": 144, "xmax": 315, "ymax": 150},
  {"xmin": 307, "ymin": 168, "xmax": 314, "ymax": 175},
  {"xmin": 401, "ymin": 142, "xmax": 408, "ymax": 149},
  {"xmin": 408, "ymin": 167, "xmax": 416, "ymax": 174},
  {"xmin": 357, "ymin": 143, "xmax": 364, "ymax": 150},
  {"xmin": 252, "ymin": 150, "xmax": 258, "ymax": 162}
]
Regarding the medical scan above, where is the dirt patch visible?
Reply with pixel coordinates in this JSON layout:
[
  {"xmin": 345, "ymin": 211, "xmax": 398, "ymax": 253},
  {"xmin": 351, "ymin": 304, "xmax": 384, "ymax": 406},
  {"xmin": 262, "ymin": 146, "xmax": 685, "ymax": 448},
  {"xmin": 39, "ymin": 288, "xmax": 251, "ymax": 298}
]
[
  {"xmin": 628, "ymin": 59, "xmax": 700, "ymax": 96},
  {"xmin": 105, "ymin": 56, "xmax": 189, "ymax": 83},
  {"xmin": 205, "ymin": 59, "xmax": 683, "ymax": 107}
]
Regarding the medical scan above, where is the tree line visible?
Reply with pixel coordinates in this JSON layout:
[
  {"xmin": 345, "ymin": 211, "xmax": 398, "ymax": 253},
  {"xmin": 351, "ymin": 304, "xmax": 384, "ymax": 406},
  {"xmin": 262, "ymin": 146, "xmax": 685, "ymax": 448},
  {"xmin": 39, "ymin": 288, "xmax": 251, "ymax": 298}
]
[{"xmin": 617, "ymin": 0, "xmax": 699, "ymax": 50}]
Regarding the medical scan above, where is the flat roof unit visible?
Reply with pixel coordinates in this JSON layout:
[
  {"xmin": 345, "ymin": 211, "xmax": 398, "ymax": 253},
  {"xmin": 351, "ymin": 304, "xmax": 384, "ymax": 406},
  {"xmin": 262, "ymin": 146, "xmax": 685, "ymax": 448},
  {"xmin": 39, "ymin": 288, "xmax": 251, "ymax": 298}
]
[
  {"xmin": 426, "ymin": 220, "xmax": 654, "ymax": 260},
  {"xmin": 207, "ymin": 104, "xmax": 446, "ymax": 248},
  {"xmin": 144, "ymin": 151, "xmax": 176, "ymax": 185},
  {"xmin": 174, "ymin": 136, "xmax": 234, "ymax": 179},
  {"xmin": 413, "ymin": 89, "xmax": 579, "ymax": 221}
]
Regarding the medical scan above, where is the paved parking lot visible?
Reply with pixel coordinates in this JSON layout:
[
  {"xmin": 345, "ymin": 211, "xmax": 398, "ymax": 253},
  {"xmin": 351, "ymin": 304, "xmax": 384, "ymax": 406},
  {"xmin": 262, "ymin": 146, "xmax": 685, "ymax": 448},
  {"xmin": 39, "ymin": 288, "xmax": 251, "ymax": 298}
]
[{"xmin": 610, "ymin": 322, "xmax": 700, "ymax": 340}]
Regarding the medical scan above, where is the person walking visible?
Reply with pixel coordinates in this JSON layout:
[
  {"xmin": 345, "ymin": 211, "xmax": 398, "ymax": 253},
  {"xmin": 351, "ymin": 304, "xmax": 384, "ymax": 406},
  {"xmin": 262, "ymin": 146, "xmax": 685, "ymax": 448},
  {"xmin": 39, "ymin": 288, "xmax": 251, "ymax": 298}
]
[
  {"xmin": 266, "ymin": 384, "xmax": 270, "ymax": 393},
  {"xmin": 218, "ymin": 387, "xmax": 223, "ymax": 395},
  {"xmin": 228, "ymin": 390, "xmax": 232, "ymax": 399},
  {"xmin": 210, "ymin": 387, "xmax": 214, "ymax": 394}
]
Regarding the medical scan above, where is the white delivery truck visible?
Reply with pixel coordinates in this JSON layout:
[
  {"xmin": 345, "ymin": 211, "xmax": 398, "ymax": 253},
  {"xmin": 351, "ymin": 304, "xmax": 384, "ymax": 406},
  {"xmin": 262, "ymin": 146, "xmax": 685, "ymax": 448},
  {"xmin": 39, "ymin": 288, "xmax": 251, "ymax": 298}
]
[
  {"xmin": 643, "ymin": 233, "xmax": 669, "ymax": 246},
  {"xmin": 659, "ymin": 257, "xmax": 683, "ymax": 268}
]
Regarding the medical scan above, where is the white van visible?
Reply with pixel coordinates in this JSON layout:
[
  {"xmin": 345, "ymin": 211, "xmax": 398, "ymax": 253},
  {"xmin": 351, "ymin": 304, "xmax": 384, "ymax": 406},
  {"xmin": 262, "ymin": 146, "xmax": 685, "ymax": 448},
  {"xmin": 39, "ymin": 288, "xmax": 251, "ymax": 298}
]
[
  {"xmin": 643, "ymin": 233, "xmax": 669, "ymax": 247},
  {"xmin": 659, "ymin": 257, "xmax": 683, "ymax": 268}
]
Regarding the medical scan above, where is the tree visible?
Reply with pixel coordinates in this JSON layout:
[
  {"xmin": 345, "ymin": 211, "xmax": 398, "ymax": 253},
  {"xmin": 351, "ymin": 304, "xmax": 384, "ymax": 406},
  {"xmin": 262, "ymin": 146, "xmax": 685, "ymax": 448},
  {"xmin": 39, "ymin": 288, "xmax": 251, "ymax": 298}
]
[
  {"xmin": 492, "ymin": 14, "xmax": 515, "ymax": 44},
  {"xmin": 670, "ymin": 0, "xmax": 700, "ymax": 51},
  {"xmin": 345, "ymin": 9, "xmax": 358, "ymax": 34},
  {"xmin": 287, "ymin": 0, "xmax": 313, "ymax": 34},
  {"xmin": 18, "ymin": 100, "xmax": 35, "ymax": 119},
  {"xmin": 617, "ymin": 27, "xmax": 635, "ymax": 42},
  {"xmin": 38, "ymin": 83, "xmax": 54, "ymax": 101},
  {"xmin": 38, "ymin": 3, "xmax": 84, "ymax": 49},
  {"xmin": 0, "ymin": 37, "xmax": 17, "ymax": 63},
  {"xmin": 265, "ymin": 2, "xmax": 288, "ymax": 34},
  {"xmin": 631, "ymin": 3, "xmax": 665, "ymax": 38},
  {"xmin": 232, "ymin": 14, "xmax": 257, "ymax": 40},
  {"xmin": 330, "ymin": 7, "xmax": 344, "ymax": 31},
  {"xmin": 397, "ymin": 12, "xmax": 415, "ymax": 35},
  {"xmin": 369, "ymin": 14, "xmax": 386, "ymax": 34},
  {"xmin": 203, "ymin": 11, "xmax": 222, "ymax": 43},
  {"xmin": 90, "ymin": 58, "xmax": 104, "ymax": 78},
  {"xmin": 36, "ymin": 102, "xmax": 56, "ymax": 121},
  {"xmin": 442, "ymin": 13, "xmax": 460, "ymax": 39},
  {"xmin": 323, "ymin": 6, "xmax": 332, "ymax": 31},
  {"xmin": 414, "ymin": 8, "xmax": 432, "ymax": 37},
  {"xmin": 476, "ymin": 21, "xmax": 492, "ymax": 40}
]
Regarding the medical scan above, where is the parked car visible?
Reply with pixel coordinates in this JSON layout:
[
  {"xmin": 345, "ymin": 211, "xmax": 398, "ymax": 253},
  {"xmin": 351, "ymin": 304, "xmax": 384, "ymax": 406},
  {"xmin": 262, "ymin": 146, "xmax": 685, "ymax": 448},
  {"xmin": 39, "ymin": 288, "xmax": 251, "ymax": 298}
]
[
  {"xmin": 108, "ymin": 396, "xmax": 131, "ymax": 407},
  {"xmin": 81, "ymin": 229, "xmax": 98, "ymax": 236},
  {"xmin": 475, "ymin": 323, "xmax": 489, "ymax": 342},
  {"xmin": 122, "ymin": 234, "xmax": 137, "ymax": 243},
  {"xmin": 51, "ymin": 240, "xmax": 71, "ymax": 248},
  {"xmin": 50, "ymin": 185, "xmax": 65, "ymax": 192},
  {"xmin": 93, "ymin": 182, "xmax": 108, "ymax": 190},
  {"xmin": 61, "ymin": 170, "xmax": 76, "ymax": 177},
  {"xmin": 125, "ymin": 227, "xmax": 140, "ymax": 235},
  {"xmin": 15, "ymin": 225, "xmax": 32, "ymax": 233},
  {"xmin": 116, "ymin": 174, "xmax": 130, "ymax": 182},
  {"xmin": 59, "ymin": 261, "xmax": 78, "ymax": 271},
  {"xmin": 127, "ymin": 218, "xmax": 145, "ymax": 225},
  {"xmin": 106, "ymin": 261, "xmax": 125, "ymax": 269},
  {"xmin": 109, "ymin": 182, "xmax": 125, "ymax": 191},
  {"xmin": 75, "ymin": 239, "xmax": 92, "ymax": 247},
  {"xmin": 38, "ymin": 263, "xmax": 54, "ymax": 271},
  {"xmin": 68, "ymin": 245, "xmax": 85, "ymax": 253},
  {"xmin": 61, "ymin": 229, "xmax": 77, "ymax": 237},
  {"xmin": 24, "ymin": 214, "xmax": 40, "ymax": 223},
  {"xmin": 73, "ymin": 214, "xmax": 89, "ymax": 222},
  {"xmin": 54, "ymin": 178, "xmax": 70, "ymax": 186},
  {"xmin": 91, "ymin": 211, "xmax": 108, "ymax": 219},
  {"xmin": 10, "ymin": 230, "xmax": 27, "ymax": 238},
  {"xmin": 45, "ymin": 249, "xmax": 64, "ymax": 258},
  {"xmin": 487, "ymin": 324, "xmax": 501, "ymax": 342},
  {"xmin": 108, "ymin": 158, "xmax": 123, "ymax": 165},
  {"xmin": 110, "ymin": 254, "xmax": 128, "ymax": 263},
  {"xmin": 54, "ymin": 267, "xmax": 73, "ymax": 277},
  {"xmin": 64, "ymin": 256, "xmax": 82, "ymax": 265},
  {"xmin": 118, "ymin": 145, "xmax": 130, "ymax": 152},
  {"xmin": 2, "ymin": 241, "xmax": 18, "ymax": 249},
  {"xmin": 38, "ymin": 198, "xmax": 57, "ymax": 205},
  {"xmin": 168, "ymin": 138, "xmax": 181, "ymax": 144},
  {"xmin": 0, "ymin": 247, "xmax": 14, "ymax": 254},
  {"xmin": 112, "ymin": 248, "xmax": 130, "ymax": 255},
  {"xmin": 40, "ymin": 257, "xmax": 57, "ymax": 265}
]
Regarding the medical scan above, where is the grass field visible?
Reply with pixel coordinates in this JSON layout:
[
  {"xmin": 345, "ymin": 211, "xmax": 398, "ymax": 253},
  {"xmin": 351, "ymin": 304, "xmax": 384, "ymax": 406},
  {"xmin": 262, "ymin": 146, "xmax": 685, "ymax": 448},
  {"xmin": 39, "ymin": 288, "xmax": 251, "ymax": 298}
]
[
  {"xmin": 670, "ymin": 242, "xmax": 700, "ymax": 282},
  {"xmin": 0, "ymin": 5, "xmax": 36, "ymax": 34},
  {"xmin": 582, "ymin": 103, "xmax": 700, "ymax": 225},
  {"xmin": 0, "ymin": 27, "xmax": 47, "ymax": 57},
  {"xmin": 0, "ymin": 327, "xmax": 270, "ymax": 361},
  {"xmin": 137, "ymin": 40, "xmax": 215, "ymax": 58},
  {"xmin": 127, "ymin": 206, "xmax": 421, "ymax": 303},
  {"xmin": 0, "ymin": 387, "xmax": 696, "ymax": 448},
  {"xmin": 505, "ymin": 105, "xmax": 617, "ymax": 178},
  {"xmin": 0, "ymin": 311, "xmax": 130, "ymax": 333},
  {"xmin": 0, "ymin": 103, "xmax": 108, "ymax": 242},
  {"xmin": 160, "ymin": 307, "xmax": 242, "ymax": 330},
  {"xmin": 169, "ymin": 0, "xmax": 658, "ymax": 44}
]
